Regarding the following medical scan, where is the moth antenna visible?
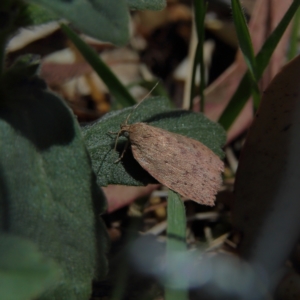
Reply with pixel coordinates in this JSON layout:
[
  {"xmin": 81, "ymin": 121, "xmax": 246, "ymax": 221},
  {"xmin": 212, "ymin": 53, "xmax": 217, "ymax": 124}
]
[
  {"xmin": 114, "ymin": 81, "xmax": 160, "ymax": 160},
  {"xmin": 124, "ymin": 80, "xmax": 160, "ymax": 125}
]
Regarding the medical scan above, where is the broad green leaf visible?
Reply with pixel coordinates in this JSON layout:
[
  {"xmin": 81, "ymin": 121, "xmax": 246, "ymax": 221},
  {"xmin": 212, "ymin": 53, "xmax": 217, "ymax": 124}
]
[
  {"xmin": 219, "ymin": 0, "xmax": 300, "ymax": 130},
  {"xmin": 82, "ymin": 96, "xmax": 226, "ymax": 187},
  {"xmin": 0, "ymin": 62, "xmax": 108, "ymax": 300},
  {"xmin": 0, "ymin": 234, "xmax": 59, "ymax": 300},
  {"xmin": 25, "ymin": 0, "xmax": 129, "ymax": 45},
  {"xmin": 127, "ymin": 0, "xmax": 166, "ymax": 10}
]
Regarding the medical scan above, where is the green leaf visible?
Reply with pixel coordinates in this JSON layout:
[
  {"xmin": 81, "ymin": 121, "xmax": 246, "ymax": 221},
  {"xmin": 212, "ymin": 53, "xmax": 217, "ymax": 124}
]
[
  {"xmin": 219, "ymin": 0, "xmax": 300, "ymax": 130},
  {"xmin": 82, "ymin": 96, "xmax": 226, "ymax": 187},
  {"xmin": 0, "ymin": 234, "xmax": 59, "ymax": 300},
  {"xmin": 61, "ymin": 24, "xmax": 136, "ymax": 108},
  {"xmin": 25, "ymin": 0, "xmax": 130, "ymax": 45},
  {"xmin": 0, "ymin": 63, "xmax": 108, "ymax": 299},
  {"xmin": 127, "ymin": 0, "xmax": 166, "ymax": 10}
]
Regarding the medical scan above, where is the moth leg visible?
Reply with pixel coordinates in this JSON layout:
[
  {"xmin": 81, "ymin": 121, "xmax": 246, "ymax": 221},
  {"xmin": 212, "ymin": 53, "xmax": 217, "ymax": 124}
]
[
  {"xmin": 114, "ymin": 139, "xmax": 129, "ymax": 163},
  {"xmin": 107, "ymin": 129, "xmax": 124, "ymax": 151}
]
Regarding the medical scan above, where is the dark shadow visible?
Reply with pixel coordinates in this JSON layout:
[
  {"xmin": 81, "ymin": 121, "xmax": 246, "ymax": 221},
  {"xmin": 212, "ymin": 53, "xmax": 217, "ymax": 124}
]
[
  {"xmin": 114, "ymin": 139, "xmax": 158, "ymax": 185},
  {"xmin": 90, "ymin": 170, "xmax": 110, "ymax": 280},
  {"xmin": 142, "ymin": 109, "xmax": 192, "ymax": 124},
  {"xmin": 0, "ymin": 77, "xmax": 75, "ymax": 151}
]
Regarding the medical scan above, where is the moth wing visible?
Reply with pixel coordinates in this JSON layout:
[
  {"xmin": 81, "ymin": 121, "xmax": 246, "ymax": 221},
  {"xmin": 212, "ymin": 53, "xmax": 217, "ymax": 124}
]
[{"xmin": 129, "ymin": 124, "xmax": 223, "ymax": 206}]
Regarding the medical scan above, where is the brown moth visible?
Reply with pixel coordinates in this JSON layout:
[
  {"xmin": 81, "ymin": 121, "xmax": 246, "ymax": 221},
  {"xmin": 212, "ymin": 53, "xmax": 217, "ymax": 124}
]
[{"xmin": 114, "ymin": 114, "xmax": 224, "ymax": 206}]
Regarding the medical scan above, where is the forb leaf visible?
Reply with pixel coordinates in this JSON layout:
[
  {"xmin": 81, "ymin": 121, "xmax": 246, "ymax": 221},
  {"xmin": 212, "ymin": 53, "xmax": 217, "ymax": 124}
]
[
  {"xmin": 127, "ymin": 0, "xmax": 166, "ymax": 10},
  {"xmin": 25, "ymin": 0, "xmax": 130, "ymax": 45},
  {"xmin": 82, "ymin": 97, "xmax": 226, "ymax": 187},
  {"xmin": 0, "ymin": 62, "xmax": 108, "ymax": 299}
]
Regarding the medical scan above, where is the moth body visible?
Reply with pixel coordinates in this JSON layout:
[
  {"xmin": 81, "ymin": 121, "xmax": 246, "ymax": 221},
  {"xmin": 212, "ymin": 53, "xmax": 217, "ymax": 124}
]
[{"xmin": 119, "ymin": 122, "xmax": 223, "ymax": 206}]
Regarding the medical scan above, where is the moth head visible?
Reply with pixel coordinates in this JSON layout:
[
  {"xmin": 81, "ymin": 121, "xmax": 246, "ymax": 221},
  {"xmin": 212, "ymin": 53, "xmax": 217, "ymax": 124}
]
[
  {"xmin": 120, "ymin": 124, "xmax": 131, "ymax": 136},
  {"xmin": 123, "ymin": 131, "xmax": 130, "ymax": 138}
]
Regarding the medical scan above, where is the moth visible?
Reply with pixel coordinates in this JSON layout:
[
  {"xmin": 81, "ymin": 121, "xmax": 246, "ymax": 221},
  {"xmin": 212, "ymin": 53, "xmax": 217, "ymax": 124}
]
[{"xmin": 113, "ymin": 109, "xmax": 224, "ymax": 206}]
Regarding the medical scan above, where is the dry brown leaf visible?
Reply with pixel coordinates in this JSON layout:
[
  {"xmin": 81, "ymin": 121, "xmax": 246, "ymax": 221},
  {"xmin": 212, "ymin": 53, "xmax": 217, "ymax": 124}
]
[
  {"xmin": 103, "ymin": 184, "xmax": 160, "ymax": 213},
  {"xmin": 233, "ymin": 54, "xmax": 300, "ymax": 273},
  {"xmin": 276, "ymin": 271, "xmax": 300, "ymax": 300}
]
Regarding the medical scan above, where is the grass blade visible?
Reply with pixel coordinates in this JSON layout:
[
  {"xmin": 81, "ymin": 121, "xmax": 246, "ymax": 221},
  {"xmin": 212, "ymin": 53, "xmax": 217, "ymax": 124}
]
[
  {"xmin": 287, "ymin": 5, "xmax": 300, "ymax": 60},
  {"xmin": 191, "ymin": 0, "xmax": 207, "ymax": 112},
  {"xmin": 231, "ymin": 0, "xmax": 261, "ymax": 108},
  {"xmin": 165, "ymin": 190, "xmax": 188, "ymax": 300},
  {"xmin": 231, "ymin": 0, "xmax": 257, "ymax": 80},
  {"xmin": 60, "ymin": 24, "xmax": 136, "ymax": 108},
  {"xmin": 219, "ymin": 0, "xmax": 300, "ymax": 130}
]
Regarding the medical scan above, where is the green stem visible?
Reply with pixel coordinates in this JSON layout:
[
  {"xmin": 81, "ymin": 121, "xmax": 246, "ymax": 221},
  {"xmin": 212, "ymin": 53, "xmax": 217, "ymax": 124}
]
[
  {"xmin": 190, "ymin": 41, "xmax": 200, "ymax": 110},
  {"xmin": 165, "ymin": 190, "xmax": 188, "ymax": 300}
]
